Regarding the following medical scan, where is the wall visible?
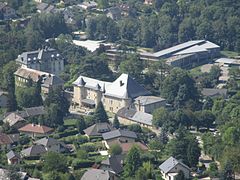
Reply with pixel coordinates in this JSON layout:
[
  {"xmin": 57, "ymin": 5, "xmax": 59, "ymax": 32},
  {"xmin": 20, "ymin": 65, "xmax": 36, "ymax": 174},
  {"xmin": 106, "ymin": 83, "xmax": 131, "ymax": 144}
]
[
  {"xmin": 118, "ymin": 116, "xmax": 152, "ymax": 129},
  {"xmin": 168, "ymin": 164, "xmax": 190, "ymax": 179},
  {"xmin": 0, "ymin": 94, "xmax": 8, "ymax": 108},
  {"xmin": 103, "ymin": 96, "xmax": 131, "ymax": 113}
]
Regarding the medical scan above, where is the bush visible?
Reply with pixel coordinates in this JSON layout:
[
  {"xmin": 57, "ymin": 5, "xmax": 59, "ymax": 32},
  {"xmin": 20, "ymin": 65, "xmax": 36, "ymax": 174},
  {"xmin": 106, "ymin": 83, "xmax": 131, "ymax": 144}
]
[
  {"xmin": 128, "ymin": 124, "xmax": 142, "ymax": 133},
  {"xmin": 58, "ymin": 129, "xmax": 78, "ymax": 138},
  {"xmin": 71, "ymin": 159, "xmax": 95, "ymax": 170},
  {"xmin": 57, "ymin": 125, "xmax": 66, "ymax": 132},
  {"xmin": 19, "ymin": 135, "xmax": 30, "ymax": 145},
  {"xmin": 80, "ymin": 143, "xmax": 97, "ymax": 152},
  {"xmin": 109, "ymin": 144, "xmax": 122, "ymax": 155}
]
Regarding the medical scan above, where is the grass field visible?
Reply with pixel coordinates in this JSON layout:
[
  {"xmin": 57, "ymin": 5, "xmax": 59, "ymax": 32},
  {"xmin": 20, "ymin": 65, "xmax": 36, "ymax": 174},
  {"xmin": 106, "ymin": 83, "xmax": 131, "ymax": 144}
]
[
  {"xmin": 221, "ymin": 50, "xmax": 239, "ymax": 58},
  {"xmin": 64, "ymin": 119, "xmax": 78, "ymax": 126}
]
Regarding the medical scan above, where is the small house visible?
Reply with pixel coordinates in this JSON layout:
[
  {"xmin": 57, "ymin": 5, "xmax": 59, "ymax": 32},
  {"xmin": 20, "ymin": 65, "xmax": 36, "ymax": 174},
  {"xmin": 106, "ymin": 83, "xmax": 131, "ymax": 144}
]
[
  {"xmin": 6, "ymin": 150, "xmax": 21, "ymax": 165},
  {"xmin": 35, "ymin": 137, "xmax": 66, "ymax": 153},
  {"xmin": 102, "ymin": 129, "xmax": 137, "ymax": 149},
  {"xmin": 159, "ymin": 156, "xmax": 191, "ymax": 180},
  {"xmin": 18, "ymin": 124, "xmax": 53, "ymax": 137},
  {"xmin": 83, "ymin": 123, "xmax": 114, "ymax": 138},
  {"xmin": 21, "ymin": 144, "xmax": 47, "ymax": 157},
  {"xmin": 100, "ymin": 155, "xmax": 123, "ymax": 174},
  {"xmin": 81, "ymin": 169, "xmax": 119, "ymax": 180}
]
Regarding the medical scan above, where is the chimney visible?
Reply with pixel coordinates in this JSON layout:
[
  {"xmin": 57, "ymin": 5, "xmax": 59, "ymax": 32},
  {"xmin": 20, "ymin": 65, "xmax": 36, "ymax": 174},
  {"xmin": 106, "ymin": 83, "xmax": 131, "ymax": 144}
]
[
  {"xmin": 32, "ymin": 123, "xmax": 35, "ymax": 127},
  {"xmin": 120, "ymin": 80, "xmax": 124, "ymax": 86}
]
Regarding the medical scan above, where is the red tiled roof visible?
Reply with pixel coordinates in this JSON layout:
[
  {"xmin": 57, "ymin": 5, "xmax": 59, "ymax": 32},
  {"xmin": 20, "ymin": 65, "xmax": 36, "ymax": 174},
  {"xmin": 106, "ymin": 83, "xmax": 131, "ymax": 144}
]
[
  {"xmin": 18, "ymin": 124, "xmax": 53, "ymax": 134},
  {"xmin": 120, "ymin": 142, "xmax": 148, "ymax": 152},
  {"xmin": 0, "ymin": 133, "xmax": 13, "ymax": 145}
]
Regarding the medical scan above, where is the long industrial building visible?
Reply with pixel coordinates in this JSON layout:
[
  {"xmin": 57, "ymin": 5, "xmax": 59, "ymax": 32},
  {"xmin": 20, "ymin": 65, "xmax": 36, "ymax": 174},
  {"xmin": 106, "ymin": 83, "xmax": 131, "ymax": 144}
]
[{"xmin": 105, "ymin": 40, "xmax": 220, "ymax": 69}]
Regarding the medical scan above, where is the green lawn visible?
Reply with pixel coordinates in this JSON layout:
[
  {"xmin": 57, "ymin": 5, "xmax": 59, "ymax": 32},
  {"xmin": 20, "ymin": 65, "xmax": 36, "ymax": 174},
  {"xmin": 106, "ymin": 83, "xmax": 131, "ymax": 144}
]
[
  {"xmin": 221, "ymin": 50, "xmax": 239, "ymax": 58},
  {"xmin": 190, "ymin": 66, "xmax": 203, "ymax": 77},
  {"xmin": 64, "ymin": 119, "xmax": 78, "ymax": 126}
]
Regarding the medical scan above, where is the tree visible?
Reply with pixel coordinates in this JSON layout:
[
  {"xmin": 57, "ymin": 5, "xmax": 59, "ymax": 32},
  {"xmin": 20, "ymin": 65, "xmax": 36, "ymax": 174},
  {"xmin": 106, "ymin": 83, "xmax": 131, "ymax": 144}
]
[
  {"xmin": 1, "ymin": 61, "xmax": 18, "ymax": 111},
  {"xmin": 76, "ymin": 116, "xmax": 86, "ymax": 134},
  {"xmin": 161, "ymin": 68, "xmax": 199, "ymax": 104},
  {"xmin": 159, "ymin": 126, "xmax": 168, "ymax": 145},
  {"xmin": 109, "ymin": 144, "xmax": 122, "ymax": 155},
  {"xmin": 45, "ymin": 87, "xmax": 69, "ymax": 118},
  {"xmin": 124, "ymin": 146, "xmax": 141, "ymax": 177},
  {"xmin": 152, "ymin": 107, "xmax": 170, "ymax": 127},
  {"xmin": 169, "ymin": 129, "xmax": 201, "ymax": 167},
  {"xmin": 208, "ymin": 162, "xmax": 219, "ymax": 178},
  {"xmin": 46, "ymin": 103, "xmax": 64, "ymax": 126},
  {"xmin": 97, "ymin": 0, "xmax": 108, "ymax": 9},
  {"xmin": 42, "ymin": 152, "xmax": 68, "ymax": 173},
  {"xmin": 175, "ymin": 170, "xmax": 185, "ymax": 180},
  {"xmin": 196, "ymin": 110, "xmax": 215, "ymax": 130},
  {"xmin": 94, "ymin": 101, "xmax": 108, "ymax": 123},
  {"xmin": 221, "ymin": 161, "xmax": 235, "ymax": 180},
  {"xmin": 135, "ymin": 161, "xmax": 154, "ymax": 180},
  {"xmin": 119, "ymin": 54, "xmax": 143, "ymax": 81},
  {"xmin": 113, "ymin": 115, "xmax": 120, "ymax": 129},
  {"xmin": 6, "ymin": 166, "xmax": 21, "ymax": 180}
]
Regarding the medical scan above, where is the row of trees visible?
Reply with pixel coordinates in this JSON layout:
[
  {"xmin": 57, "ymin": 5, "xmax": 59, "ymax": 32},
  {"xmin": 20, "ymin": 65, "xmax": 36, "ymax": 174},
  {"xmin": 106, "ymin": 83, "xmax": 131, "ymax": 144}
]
[{"xmin": 85, "ymin": 0, "xmax": 240, "ymax": 52}]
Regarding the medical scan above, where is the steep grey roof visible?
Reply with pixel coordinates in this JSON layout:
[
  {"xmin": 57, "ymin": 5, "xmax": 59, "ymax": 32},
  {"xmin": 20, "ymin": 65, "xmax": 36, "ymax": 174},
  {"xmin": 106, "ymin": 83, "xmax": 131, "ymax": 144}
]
[
  {"xmin": 37, "ymin": 3, "xmax": 48, "ymax": 11},
  {"xmin": 16, "ymin": 48, "xmax": 61, "ymax": 65},
  {"xmin": 159, "ymin": 156, "xmax": 190, "ymax": 174},
  {"xmin": 35, "ymin": 137, "xmax": 59, "ymax": 147},
  {"xmin": 81, "ymin": 169, "xmax": 115, "ymax": 180},
  {"xmin": 3, "ymin": 113, "xmax": 26, "ymax": 127},
  {"xmin": 24, "ymin": 106, "xmax": 46, "ymax": 117},
  {"xmin": 201, "ymin": 88, "xmax": 227, "ymax": 97},
  {"xmin": 73, "ymin": 74, "xmax": 150, "ymax": 99},
  {"xmin": 21, "ymin": 145, "xmax": 46, "ymax": 157},
  {"xmin": 42, "ymin": 75, "xmax": 64, "ymax": 88},
  {"xmin": 6, "ymin": 150, "xmax": 20, "ymax": 160},
  {"xmin": 105, "ymin": 74, "xmax": 150, "ymax": 99},
  {"xmin": 102, "ymin": 129, "xmax": 137, "ymax": 140},
  {"xmin": 117, "ymin": 108, "xmax": 152, "ymax": 126},
  {"xmin": 101, "ymin": 155, "xmax": 123, "ymax": 174},
  {"xmin": 83, "ymin": 123, "xmax": 113, "ymax": 137},
  {"xmin": 134, "ymin": 96, "xmax": 166, "ymax": 106}
]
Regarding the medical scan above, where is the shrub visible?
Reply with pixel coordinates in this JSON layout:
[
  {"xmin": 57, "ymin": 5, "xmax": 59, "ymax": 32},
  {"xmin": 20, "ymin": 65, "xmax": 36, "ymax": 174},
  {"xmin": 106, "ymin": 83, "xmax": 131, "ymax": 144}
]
[
  {"xmin": 71, "ymin": 159, "xmax": 94, "ymax": 170},
  {"xmin": 109, "ymin": 144, "xmax": 122, "ymax": 155},
  {"xmin": 80, "ymin": 143, "xmax": 97, "ymax": 152}
]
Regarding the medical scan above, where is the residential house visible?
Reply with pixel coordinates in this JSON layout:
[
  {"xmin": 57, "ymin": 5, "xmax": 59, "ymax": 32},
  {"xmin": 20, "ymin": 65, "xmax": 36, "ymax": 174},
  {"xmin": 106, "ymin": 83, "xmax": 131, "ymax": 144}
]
[
  {"xmin": 0, "ymin": 133, "xmax": 19, "ymax": 150},
  {"xmin": 41, "ymin": 74, "xmax": 65, "ymax": 95},
  {"xmin": 201, "ymin": 88, "xmax": 228, "ymax": 98},
  {"xmin": 73, "ymin": 73, "xmax": 150, "ymax": 113},
  {"xmin": 120, "ymin": 142, "xmax": 148, "ymax": 154},
  {"xmin": 21, "ymin": 144, "xmax": 47, "ymax": 157},
  {"xmin": 3, "ymin": 106, "xmax": 46, "ymax": 129},
  {"xmin": 117, "ymin": 107, "xmax": 153, "ymax": 129},
  {"xmin": 16, "ymin": 47, "xmax": 64, "ymax": 75},
  {"xmin": 100, "ymin": 155, "xmax": 124, "ymax": 174},
  {"xmin": 3, "ymin": 112, "xmax": 26, "ymax": 129},
  {"xmin": 36, "ymin": 3, "xmax": 55, "ymax": 13},
  {"xmin": 0, "ymin": 90, "xmax": 8, "ymax": 108},
  {"xmin": 159, "ymin": 156, "xmax": 191, "ymax": 180},
  {"xmin": 0, "ymin": 2, "xmax": 16, "ymax": 20},
  {"xmin": 35, "ymin": 137, "xmax": 66, "ymax": 153},
  {"xmin": 6, "ymin": 150, "xmax": 21, "ymax": 165},
  {"xmin": 14, "ymin": 67, "xmax": 64, "ymax": 94},
  {"xmin": 81, "ymin": 169, "xmax": 119, "ymax": 180},
  {"xmin": 18, "ymin": 124, "xmax": 53, "ymax": 137},
  {"xmin": 79, "ymin": 1, "xmax": 97, "ymax": 10},
  {"xmin": 83, "ymin": 123, "xmax": 114, "ymax": 138},
  {"xmin": 106, "ymin": 7, "xmax": 122, "ymax": 20},
  {"xmin": 144, "ymin": 0, "xmax": 153, "ymax": 5},
  {"xmin": 133, "ymin": 96, "xmax": 166, "ymax": 114},
  {"xmin": 0, "ymin": 168, "xmax": 28, "ymax": 180},
  {"xmin": 102, "ymin": 129, "xmax": 137, "ymax": 149}
]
